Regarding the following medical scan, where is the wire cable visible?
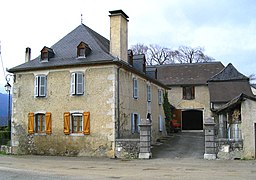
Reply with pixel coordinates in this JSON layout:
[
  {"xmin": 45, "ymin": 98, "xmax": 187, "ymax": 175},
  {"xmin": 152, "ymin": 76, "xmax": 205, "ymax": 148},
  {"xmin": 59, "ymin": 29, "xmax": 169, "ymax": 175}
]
[{"xmin": 0, "ymin": 41, "xmax": 7, "ymax": 79}]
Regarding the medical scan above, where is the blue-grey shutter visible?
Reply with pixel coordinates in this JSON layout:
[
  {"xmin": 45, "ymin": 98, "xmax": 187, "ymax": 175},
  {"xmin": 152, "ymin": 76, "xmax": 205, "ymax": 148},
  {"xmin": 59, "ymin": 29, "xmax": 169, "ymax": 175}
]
[
  {"xmin": 159, "ymin": 115, "xmax": 163, "ymax": 132},
  {"xmin": 76, "ymin": 73, "xmax": 84, "ymax": 95},
  {"xmin": 71, "ymin": 73, "xmax": 76, "ymax": 95},
  {"xmin": 138, "ymin": 114, "xmax": 140, "ymax": 133},
  {"xmin": 133, "ymin": 78, "xmax": 138, "ymax": 98},
  {"xmin": 34, "ymin": 76, "xmax": 39, "ymax": 97},
  {"xmin": 131, "ymin": 113, "xmax": 135, "ymax": 134},
  {"xmin": 39, "ymin": 76, "xmax": 46, "ymax": 97}
]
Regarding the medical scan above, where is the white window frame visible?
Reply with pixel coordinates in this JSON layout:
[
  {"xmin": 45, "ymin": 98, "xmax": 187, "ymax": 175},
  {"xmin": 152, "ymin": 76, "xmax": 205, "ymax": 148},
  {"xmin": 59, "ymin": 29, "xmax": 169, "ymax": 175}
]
[
  {"xmin": 133, "ymin": 78, "xmax": 138, "ymax": 99},
  {"xmin": 159, "ymin": 115, "xmax": 163, "ymax": 132},
  {"xmin": 158, "ymin": 89, "xmax": 163, "ymax": 105},
  {"xmin": 34, "ymin": 75, "xmax": 47, "ymax": 97},
  {"xmin": 34, "ymin": 113, "xmax": 46, "ymax": 134},
  {"xmin": 71, "ymin": 72, "xmax": 84, "ymax": 95},
  {"xmin": 131, "ymin": 113, "xmax": 140, "ymax": 134},
  {"xmin": 70, "ymin": 113, "xmax": 83, "ymax": 134},
  {"xmin": 147, "ymin": 84, "xmax": 151, "ymax": 102}
]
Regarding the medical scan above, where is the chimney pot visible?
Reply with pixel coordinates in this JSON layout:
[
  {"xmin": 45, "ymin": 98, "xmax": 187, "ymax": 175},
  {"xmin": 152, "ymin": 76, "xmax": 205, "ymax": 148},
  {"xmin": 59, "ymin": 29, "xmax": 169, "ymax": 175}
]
[{"xmin": 25, "ymin": 47, "xmax": 31, "ymax": 62}]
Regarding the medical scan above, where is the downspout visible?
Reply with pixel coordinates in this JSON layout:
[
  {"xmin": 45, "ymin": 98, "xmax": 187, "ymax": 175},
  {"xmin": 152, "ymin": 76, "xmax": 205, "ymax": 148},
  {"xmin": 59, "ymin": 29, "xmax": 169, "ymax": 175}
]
[{"xmin": 117, "ymin": 66, "xmax": 120, "ymax": 138}]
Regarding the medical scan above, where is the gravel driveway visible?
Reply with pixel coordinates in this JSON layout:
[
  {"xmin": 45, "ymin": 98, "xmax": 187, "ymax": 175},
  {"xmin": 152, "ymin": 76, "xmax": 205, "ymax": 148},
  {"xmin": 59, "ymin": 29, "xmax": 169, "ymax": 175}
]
[{"xmin": 152, "ymin": 132, "xmax": 205, "ymax": 159}]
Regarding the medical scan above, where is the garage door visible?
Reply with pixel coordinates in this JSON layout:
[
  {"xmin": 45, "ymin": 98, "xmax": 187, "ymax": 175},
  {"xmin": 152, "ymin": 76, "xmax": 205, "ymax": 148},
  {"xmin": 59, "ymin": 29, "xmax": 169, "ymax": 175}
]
[{"xmin": 182, "ymin": 110, "xmax": 203, "ymax": 130}]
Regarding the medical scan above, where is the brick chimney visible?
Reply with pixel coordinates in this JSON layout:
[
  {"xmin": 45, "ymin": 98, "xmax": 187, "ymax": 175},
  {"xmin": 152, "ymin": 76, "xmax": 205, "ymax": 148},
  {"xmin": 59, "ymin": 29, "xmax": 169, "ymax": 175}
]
[
  {"xmin": 25, "ymin": 47, "xmax": 31, "ymax": 62},
  {"xmin": 109, "ymin": 10, "xmax": 129, "ymax": 63}
]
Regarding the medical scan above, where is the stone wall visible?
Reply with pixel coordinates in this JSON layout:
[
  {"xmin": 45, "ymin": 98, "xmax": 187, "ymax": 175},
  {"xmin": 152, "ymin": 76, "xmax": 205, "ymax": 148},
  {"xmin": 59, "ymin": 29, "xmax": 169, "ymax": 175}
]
[
  {"xmin": 241, "ymin": 99, "xmax": 256, "ymax": 159},
  {"xmin": 11, "ymin": 65, "xmax": 117, "ymax": 157},
  {"xmin": 118, "ymin": 68, "xmax": 166, "ymax": 143},
  {"xmin": 216, "ymin": 139, "xmax": 243, "ymax": 160},
  {"xmin": 115, "ymin": 139, "xmax": 140, "ymax": 159},
  {"xmin": 168, "ymin": 85, "xmax": 212, "ymax": 123}
]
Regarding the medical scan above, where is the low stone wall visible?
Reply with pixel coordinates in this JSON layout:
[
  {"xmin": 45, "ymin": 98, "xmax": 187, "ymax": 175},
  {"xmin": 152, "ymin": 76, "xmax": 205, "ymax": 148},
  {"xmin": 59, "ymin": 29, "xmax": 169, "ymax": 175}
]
[
  {"xmin": 115, "ymin": 139, "xmax": 140, "ymax": 159},
  {"xmin": 216, "ymin": 138, "xmax": 243, "ymax": 160},
  {"xmin": 0, "ymin": 145, "xmax": 12, "ymax": 154}
]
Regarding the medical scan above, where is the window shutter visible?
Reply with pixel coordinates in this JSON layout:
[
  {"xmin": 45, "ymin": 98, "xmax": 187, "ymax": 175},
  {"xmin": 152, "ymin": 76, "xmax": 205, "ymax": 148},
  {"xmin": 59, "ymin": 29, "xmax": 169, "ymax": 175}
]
[
  {"xmin": 159, "ymin": 115, "xmax": 163, "ymax": 132},
  {"xmin": 138, "ymin": 114, "xmax": 141, "ymax": 133},
  {"xmin": 34, "ymin": 76, "xmax": 39, "ymax": 96},
  {"xmin": 71, "ymin": 73, "xmax": 76, "ymax": 95},
  {"xmin": 182, "ymin": 87, "xmax": 186, "ymax": 99},
  {"xmin": 77, "ymin": 73, "xmax": 84, "ymax": 95},
  {"xmin": 45, "ymin": 112, "xmax": 52, "ymax": 135},
  {"xmin": 192, "ymin": 86, "xmax": 195, "ymax": 99},
  {"xmin": 133, "ymin": 78, "xmax": 138, "ymax": 98},
  {"xmin": 83, "ymin": 112, "xmax": 90, "ymax": 135},
  {"xmin": 39, "ymin": 76, "xmax": 47, "ymax": 96},
  {"xmin": 64, "ymin": 112, "xmax": 70, "ymax": 135},
  {"xmin": 28, "ymin": 112, "xmax": 34, "ymax": 134},
  {"xmin": 131, "ymin": 113, "xmax": 135, "ymax": 134}
]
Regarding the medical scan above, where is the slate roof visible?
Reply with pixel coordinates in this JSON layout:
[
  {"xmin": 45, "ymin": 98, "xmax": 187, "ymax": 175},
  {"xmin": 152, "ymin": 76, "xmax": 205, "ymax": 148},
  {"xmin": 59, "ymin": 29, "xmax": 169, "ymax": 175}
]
[
  {"xmin": 208, "ymin": 81, "xmax": 253, "ymax": 103},
  {"xmin": 8, "ymin": 24, "xmax": 115, "ymax": 73},
  {"xmin": 217, "ymin": 93, "xmax": 256, "ymax": 113},
  {"xmin": 152, "ymin": 62, "xmax": 224, "ymax": 86},
  {"xmin": 208, "ymin": 63, "xmax": 249, "ymax": 82},
  {"xmin": 208, "ymin": 63, "xmax": 253, "ymax": 103}
]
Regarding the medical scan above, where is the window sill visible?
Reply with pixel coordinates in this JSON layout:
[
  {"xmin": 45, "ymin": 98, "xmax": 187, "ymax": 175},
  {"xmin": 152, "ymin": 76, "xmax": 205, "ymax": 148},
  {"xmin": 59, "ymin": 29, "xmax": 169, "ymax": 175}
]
[
  {"xmin": 34, "ymin": 133, "xmax": 47, "ymax": 136},
  {"xmin": 70, "ymin": 133, "xmax": 84, "ymax": 137}
]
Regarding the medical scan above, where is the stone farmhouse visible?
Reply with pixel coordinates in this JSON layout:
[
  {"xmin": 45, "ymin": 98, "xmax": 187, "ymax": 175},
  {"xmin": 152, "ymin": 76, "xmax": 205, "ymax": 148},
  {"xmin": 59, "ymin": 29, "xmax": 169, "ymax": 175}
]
[
  {"xmin": 153, "ymin": 62, "xmax": 255, "ymax": 159},
  {"xmin": 8, "ymin": 10, "xmax": 168, "ymax": 157},
  {"xmin": 153, "ymin": 62, "xmax": 224, "ymax": 130}
]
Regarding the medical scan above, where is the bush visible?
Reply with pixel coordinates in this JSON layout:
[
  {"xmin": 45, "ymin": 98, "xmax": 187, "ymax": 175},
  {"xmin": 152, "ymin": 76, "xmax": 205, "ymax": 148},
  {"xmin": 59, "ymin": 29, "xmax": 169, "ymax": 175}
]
[{"xmin": 0, "ymin": 131, "xmax": 11, "ymax": 145}]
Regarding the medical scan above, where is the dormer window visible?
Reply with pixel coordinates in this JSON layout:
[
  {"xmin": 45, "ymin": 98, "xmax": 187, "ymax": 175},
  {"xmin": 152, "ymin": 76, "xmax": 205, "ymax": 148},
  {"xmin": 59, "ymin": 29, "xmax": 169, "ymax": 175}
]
[
  {"xmin": 77, "ymin": 42, "xmax": 91, "ymax": 58},
  {"xmin": 40, "ymin": 46, "xmax": 54, "ymax": 62}
]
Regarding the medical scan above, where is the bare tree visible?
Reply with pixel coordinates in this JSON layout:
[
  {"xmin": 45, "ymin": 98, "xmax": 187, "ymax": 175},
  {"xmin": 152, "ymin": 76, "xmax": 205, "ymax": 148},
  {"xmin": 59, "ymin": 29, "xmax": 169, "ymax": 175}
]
[
  {"xmin": 249, "ymin": 74, "xmax": 256, "ymax": 83},
  {"xmin": 175, "ymin": 46, "xmax": 214, "ymax": 63},
  {"xmin": 130, "ymin": 44, "xmax": 214, "ymax": 65},
  {"xmin": 130, "ymin": 43, "xmax": 175, "ymax": 65},
  {"xmin": 130, "ymin": 43, "xmax": 148, "ymax": 55},
  {"xmin": 147, "ymin": 44, "xmax": 175, "ymax": 65}
]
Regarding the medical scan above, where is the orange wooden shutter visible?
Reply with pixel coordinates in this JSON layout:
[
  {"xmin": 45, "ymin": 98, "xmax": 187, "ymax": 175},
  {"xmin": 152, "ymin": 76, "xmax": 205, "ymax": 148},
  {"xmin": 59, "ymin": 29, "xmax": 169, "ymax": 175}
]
[
  {"xmin": 64, "ymin": 112, "xmax": 70, "ymax": 135},
  {"xmin": 28, "ymin": 112, "xmax": 34, "ymax": 134},
  {"xmin": 45, "ymin": 112, "xmax": 52, "ymax": 135},
  {"xmin": 83, "ymin": 112, "xmax": 90, "ymax": 135}
]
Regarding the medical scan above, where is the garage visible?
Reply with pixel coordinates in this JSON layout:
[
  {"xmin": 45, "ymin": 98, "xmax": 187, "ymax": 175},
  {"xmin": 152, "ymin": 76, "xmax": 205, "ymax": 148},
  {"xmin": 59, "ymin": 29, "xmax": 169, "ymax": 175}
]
[{"xmin": 182, "ymin": 110, "xmax": 203, "ymax": 130}]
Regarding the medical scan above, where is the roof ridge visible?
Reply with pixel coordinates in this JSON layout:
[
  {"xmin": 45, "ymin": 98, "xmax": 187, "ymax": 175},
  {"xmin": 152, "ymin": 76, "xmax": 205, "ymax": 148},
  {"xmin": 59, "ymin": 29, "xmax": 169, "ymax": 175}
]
[{"xmin": 81, "ymin": 24, "xmax": 110, "ymax": 53}]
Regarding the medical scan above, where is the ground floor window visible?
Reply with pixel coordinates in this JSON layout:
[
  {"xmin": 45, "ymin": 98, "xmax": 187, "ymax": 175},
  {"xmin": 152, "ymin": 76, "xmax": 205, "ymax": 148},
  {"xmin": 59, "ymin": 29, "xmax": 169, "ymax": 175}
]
[
  {"xmin": 64, "ymin": 112, "xmax": 90, "ymax": 135},
  {"xmin": 71, "ymin": 113, "xmax": 83, "ymax": 133},
  {"xmin": 28, "ymin": 112, "xmax": 52, "ymax": 135}
]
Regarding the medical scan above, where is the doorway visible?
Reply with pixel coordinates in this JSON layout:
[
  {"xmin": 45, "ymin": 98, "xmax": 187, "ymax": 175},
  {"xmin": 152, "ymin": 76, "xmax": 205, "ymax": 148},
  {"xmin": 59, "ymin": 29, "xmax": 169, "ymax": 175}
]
[{"xmin": 182, "ymin": 110, "xmax": 203, "ymax": 130}]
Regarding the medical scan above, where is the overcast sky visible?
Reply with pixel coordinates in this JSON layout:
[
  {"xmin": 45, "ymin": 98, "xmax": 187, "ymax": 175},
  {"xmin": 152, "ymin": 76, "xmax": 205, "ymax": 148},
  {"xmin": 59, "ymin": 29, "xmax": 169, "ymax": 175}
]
[{"xmin": 0, "ymin": 0, "xmax": 256, "ymax": 93}]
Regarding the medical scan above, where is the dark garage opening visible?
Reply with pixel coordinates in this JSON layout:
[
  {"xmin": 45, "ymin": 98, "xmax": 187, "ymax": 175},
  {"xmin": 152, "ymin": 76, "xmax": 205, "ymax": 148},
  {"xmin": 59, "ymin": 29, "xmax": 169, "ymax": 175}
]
[{"xmin": 182, "ymin": 110, "xmax": 203, "ymax": 130}]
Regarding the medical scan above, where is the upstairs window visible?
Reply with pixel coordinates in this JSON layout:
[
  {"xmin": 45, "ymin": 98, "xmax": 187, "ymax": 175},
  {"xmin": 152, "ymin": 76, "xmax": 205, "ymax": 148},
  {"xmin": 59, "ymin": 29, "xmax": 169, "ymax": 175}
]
[
  {"xmin": 34, "ymin": 75, "xmax": 47, "ymax": 97},
  {"xmin": 147, "ymin": 84, "xmax": 151, "ymax": 102},
  {"xmin": 183, "ymin": 86, "xmax": 195, "ymax": 100},
  {"xmin": 133, "ymin": 78, "xmax": 138, "ymax": 99},
  {"xmin": 158, "ymin": 89, "xmax": 163, "ymax": 105},
  {"xmin": 71, "ymin": 72, "xmax": 84, "ymax": 95},
  {"xmin": 28, "ymin": 112, "xmax": 51, "ymax": 135}
]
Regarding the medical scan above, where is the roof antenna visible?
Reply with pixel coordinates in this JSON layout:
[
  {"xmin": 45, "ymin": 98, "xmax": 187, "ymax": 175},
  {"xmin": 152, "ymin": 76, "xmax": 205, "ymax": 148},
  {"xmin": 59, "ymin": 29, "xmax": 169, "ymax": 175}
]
[{"xmin": 81, "ymin": 14, "xmax": 83, "ymax": 24}]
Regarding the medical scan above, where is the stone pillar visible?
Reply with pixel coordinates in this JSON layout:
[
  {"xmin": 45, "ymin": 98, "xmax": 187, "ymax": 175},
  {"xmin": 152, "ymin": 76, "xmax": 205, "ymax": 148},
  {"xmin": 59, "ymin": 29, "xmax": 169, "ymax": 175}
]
[
  {"xmin": 139, "ymin": 118, "xmax": 152, "ymax": 159},
  {"xmin": 204, "ymin": 117, "xmax": 216, "ymax": 160}
]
